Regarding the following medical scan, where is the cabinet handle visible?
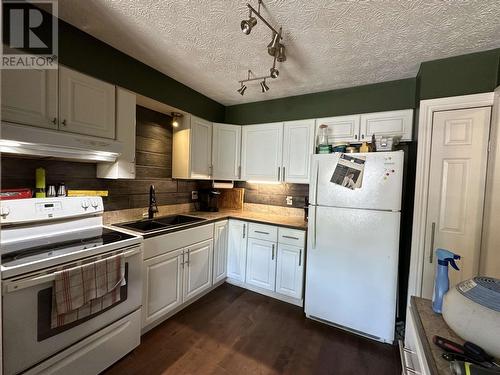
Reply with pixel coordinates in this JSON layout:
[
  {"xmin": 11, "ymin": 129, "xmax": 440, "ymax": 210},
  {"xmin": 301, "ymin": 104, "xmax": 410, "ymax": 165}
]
[
  {"xmin": 255, "ymin": 230, "xmax": 269, "ymax": 235},
  {"xmin": 187, "ymin": 249, "xmax": 190, "ymax": 266},
  {"xmin": 429, "ymin": 222, "xmax": 436, "ymax": 263},
  {"xmin": 242, "ymin": 224, "xmax": 246, "ymax": 238},
  {"xmin": 272, "ymin": 244, "xmax": 275, "ymax": 260},
  {"xmin": 282, "ymin": 235, "xmax": 299, "ymax": 240},
  {"xmin": 181, "ymin": 250, "xmax": 185, "ymax": 268},
  {"xmin": 283, "ymin": 166, "xmax": 286, "ymax": 181},
  {"xmin": 51, "ymin": 117, "xmax": 57, "ymax": 125},
  {"xmin": 238, "ymin": 166, "xmax": 241, "ymax": 179},
  {"xmin": 278, "ymin": 167, "xmax": 281, "ymax": 181},
  {"xmin": 299, "ymin": 249, "xmax": 302, "ymax": 266},
  {"xmin": 355, "ymin": 134, "xmax": 358, "ymax": 140},
  {"xmin": 361, "ymin": 134, "xmax": 365, "ymax": 139},
  {"xmin": 62, "ymin": 119, "xmax": 67, "ymax": 126}
]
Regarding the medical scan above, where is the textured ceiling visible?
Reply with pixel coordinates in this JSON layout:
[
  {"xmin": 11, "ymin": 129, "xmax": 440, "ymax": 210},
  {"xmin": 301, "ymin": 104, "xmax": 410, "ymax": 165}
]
[{"xmin": 58, "ymin": 0, "xmax": 500, "ymax": 106}]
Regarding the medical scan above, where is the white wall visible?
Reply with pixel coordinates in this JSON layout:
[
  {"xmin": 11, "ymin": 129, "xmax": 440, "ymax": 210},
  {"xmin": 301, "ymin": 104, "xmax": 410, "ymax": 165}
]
[{"xmin": 481, "ymin": 86, "xmax": 500, "ymax": 278}]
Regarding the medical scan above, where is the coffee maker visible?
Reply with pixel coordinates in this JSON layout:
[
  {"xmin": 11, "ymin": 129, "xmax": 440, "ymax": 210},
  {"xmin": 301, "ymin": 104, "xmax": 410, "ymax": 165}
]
[{"xmin": 197, "ymin": 189, "xmax": 221, "ymax": 212}]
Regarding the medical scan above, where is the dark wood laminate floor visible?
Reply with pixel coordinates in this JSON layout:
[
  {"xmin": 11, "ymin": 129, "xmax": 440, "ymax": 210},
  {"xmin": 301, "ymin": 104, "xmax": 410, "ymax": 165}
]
[{"xmin": 103, "ymin": 284, "xmax": 401, "ymax": 375}]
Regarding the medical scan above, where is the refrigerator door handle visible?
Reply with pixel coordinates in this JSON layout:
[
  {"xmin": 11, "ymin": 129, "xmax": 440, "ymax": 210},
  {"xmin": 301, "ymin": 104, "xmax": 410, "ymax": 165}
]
[
  {"xmin": 310, "ymin": 159, "xmax": 320, "ymax": 204},
  {"xmin": 311, "ymin": 206, "xmax": 317, "ymax": 249}
]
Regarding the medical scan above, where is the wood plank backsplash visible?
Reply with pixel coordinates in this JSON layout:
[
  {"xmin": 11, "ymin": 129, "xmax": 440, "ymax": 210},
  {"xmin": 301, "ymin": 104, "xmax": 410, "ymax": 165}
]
[
  {"xmin": 234, "ymin": 181, "xmax": 309, "ymax": 209},
  {"xmin": 0, "ymin": 106, "xmax": 210, "ymax": 211}
]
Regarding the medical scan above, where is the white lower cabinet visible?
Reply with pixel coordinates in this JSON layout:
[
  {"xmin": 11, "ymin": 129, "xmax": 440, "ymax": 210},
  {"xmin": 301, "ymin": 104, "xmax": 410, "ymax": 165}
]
[
  {"xmin": 227, "ymin": 220, "xmax": 248, "ymax": 282},
  {"xmin": 276, "ymin": 243, "xmax": 304, "ymax": 299},
  {"xmin": 213, "ymin": 220, "xmax": 229, "ymax": 284},
  {"xmin": 183, "ymin": 240, "xmax": 213, "ymax": 301},
  {"xmin": 143, "ymin": 249, "xmax": 183, "ymax": 327},
  {"xmin": 246, "ymin": 238, "xmax": 276, "ymax": 291}
]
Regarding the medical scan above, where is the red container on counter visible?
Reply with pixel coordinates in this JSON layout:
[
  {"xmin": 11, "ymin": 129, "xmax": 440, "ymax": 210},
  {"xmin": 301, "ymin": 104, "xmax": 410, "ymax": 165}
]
[{"xmin": 0, "ymin": 189, "xmax": 33, "ymax": 200}]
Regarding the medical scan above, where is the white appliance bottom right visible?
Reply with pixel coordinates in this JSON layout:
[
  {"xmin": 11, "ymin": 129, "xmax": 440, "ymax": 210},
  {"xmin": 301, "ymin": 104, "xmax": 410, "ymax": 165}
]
[{"xmin": 305, "ymin": 205, "xmax": 401, "ymax": 343}]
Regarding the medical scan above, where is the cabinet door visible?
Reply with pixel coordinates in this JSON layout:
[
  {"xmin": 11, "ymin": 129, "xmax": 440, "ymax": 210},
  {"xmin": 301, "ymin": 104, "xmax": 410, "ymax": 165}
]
[
  {"xmin": 1, "ymin": 69, "xmax": 58, "ymax": 129},
  {"xmin": 183, "ymin": 239, "xmax": 213, "ymax": 302},
  {"xmin": 360, "ymin": 109, "xmax": 413, "ymax": 141},
  {"xmin": 315, "ymin": 115, "xmax": 360, "ymax": 144},
  {"xmin": 59, "ymin": 66, "xmax": 116, "ymax": 139},
  {"xmin": 282, "ymin": 120, "xmax": 315, "ymax": 183},
  {"xmin": 276, "ymin": 244, "xmax": 304, "ymax": 299},
  {"xmin": 142, "ymin": 249, "xmax": 183, "ymax": 327},
  {"xmin": 227, "ymin": 220, "xmax": 247, "ymax": 282},
  {"xmin": 190, "ymin": 116, "xmax": 213, "ymax": 179},
  {"xmin": 241, "ymin": 123, "xmax": 283, "ymax": 182},
  {"xmin": 212, "ymin": 123, "xmax": 241, "ymax": 180},
  {"xmin": 213, "ymin": 220, "xmax": 228, "ymax": 284},
  {"xmin": 246, "ymin": 238, "xmax": 276, "ymax": 291}
]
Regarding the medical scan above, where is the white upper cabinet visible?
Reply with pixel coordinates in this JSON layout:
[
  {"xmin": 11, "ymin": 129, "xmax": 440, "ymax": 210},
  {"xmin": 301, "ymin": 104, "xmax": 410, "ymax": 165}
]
[
  {"xmin": 97, "ymin": 87, "xmax": 136, "ymax": 179},
  {"xmin": 282, "ymin": 120, "xmax": 315, "ymax": 183},
  {"xmin": 241, "ymin": 123, "xmax": 283, "ymax": 182},
  {"xmin": 360, "ymin": 109, "xmax": 413, "ymax": 141},
  {"xmin": 59, "ymin": 66, "xmax": 116, "ymax": 139},
  {"xmin": 212, "ymin": 123, "xmax": 241, "ymax": 180},
  {"xmin": 173, "ymin": 115, "xmax": 213, "ymax": 180},
  {"xmin": 190, "ymin": 116, "xmax": 213, "ymax": 178},
  {"xmin": 1, "ymin": 69, "xmax": 58, "ymax": 129},
  {"xmin": 315, "ymin": 115, "xmax": 361, "ymax": 143}
]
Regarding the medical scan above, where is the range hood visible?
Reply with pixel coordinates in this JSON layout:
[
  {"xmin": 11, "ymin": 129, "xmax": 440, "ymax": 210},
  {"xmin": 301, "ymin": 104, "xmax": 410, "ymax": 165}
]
[{"xmin": 0, "ymin": 122, "xmax": 122, "ymax": 162}]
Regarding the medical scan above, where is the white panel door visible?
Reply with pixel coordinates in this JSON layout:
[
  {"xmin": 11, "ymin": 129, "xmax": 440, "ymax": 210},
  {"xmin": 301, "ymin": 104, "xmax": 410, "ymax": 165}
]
[
  {"xmin": 315, "ymin": 115, "xmax": 361, "ymax": 143},
  {"xmin": 227, "ymin": 220, "xmax": 247, "ymax": 282},
  {"xmin": 59, "ymin": 67, "xmax": 116, "ymax": 139},
  {"xmin": 1, "ymin": 69, "xmax": 58, "ymax": 129},
  {"xmin": 282, "ymin": 120, "xmax": 315, "ymax": 183},
  {"xmin": 276, "ymin": 244, "xmax": 304, "ymax": 299},
  {"xmin": 213, "ymin": 220, "xmax": 228, "ymax": 284},
  {"xmin": 142, "ymin": 249, "xmax": 183, "ymax": 327},
  {"xmin": 360, "ymin": 109, "xmax": 413, "ymax": 141},
  {"xmin": 241, "ymin": 123, "xmax": 283, "ymax": 182},
  {"xmin": 190, "ymin": 116, "xmax": 213, "ymax": 179},
  {"xmin": 246, "ymin": 238, "xmax": 276, "ymax": 291},
  {"xmin": 183, "ymin": 239, "xmax": 213, "ymax": 302},
  {"xmin": 212, "ymin": 123, "xmax": 241, "ymax": 180},
  {"xmin": 421, "ymin": 107, "xmax": 491, "ymax": 298}
]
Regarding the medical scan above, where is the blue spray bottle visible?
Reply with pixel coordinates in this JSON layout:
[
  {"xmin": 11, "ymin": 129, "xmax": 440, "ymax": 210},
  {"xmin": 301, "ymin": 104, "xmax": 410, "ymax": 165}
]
[{"xmin": 432, "ymin": 248, "xmax": 460, "ymax": 314}]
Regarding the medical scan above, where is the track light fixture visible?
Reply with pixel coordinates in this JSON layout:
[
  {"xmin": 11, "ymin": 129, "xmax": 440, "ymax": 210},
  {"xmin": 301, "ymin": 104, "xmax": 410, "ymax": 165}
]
[
  {"xmin": 260, "ymin": 80, "xmax": 269, "ymax": 93},
  {"xmin": 237, "ymin": 0, "xmax": 287, "ymax": 95},
  {"xmin": 171, "ymin": 112, "xmax": 182, "ymax": 127}
]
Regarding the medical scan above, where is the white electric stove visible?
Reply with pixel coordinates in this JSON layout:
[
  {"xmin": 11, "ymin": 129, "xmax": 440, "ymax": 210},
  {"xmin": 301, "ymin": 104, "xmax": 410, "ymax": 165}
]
[{"xmin": 0, "ymin": 197, "xmax": 143, "ymax": 375}]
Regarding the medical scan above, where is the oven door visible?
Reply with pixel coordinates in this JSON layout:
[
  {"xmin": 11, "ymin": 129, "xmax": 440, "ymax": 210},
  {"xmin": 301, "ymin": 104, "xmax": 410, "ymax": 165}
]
[{"xmin": 2, "ymin": 245, "xmax": 142, "ymax": 375}]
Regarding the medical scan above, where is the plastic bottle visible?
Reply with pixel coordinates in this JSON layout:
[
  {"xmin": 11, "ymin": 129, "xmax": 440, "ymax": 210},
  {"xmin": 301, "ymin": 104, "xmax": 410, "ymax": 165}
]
[{"xmin": 432, "ymin": 248, "xmax": 461, "ymax": 313}]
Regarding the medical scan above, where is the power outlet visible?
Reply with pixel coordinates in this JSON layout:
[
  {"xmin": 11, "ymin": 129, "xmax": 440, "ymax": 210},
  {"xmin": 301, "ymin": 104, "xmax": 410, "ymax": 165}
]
[
  {"xmin": 191, "ymin": 191, "xmax": 198, "ymax": 200},
  {"xmin": 286, "ymin": 196, "xmax": 293, "ymax": 206}
]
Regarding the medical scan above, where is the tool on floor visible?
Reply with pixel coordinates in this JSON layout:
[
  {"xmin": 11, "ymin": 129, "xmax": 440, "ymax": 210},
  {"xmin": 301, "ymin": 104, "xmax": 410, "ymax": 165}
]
[
  {"xmin": 434, "ymin": 336, "xmax": 499, "ymax": 368},
  {"xmin": 450, "ymin": 361, "xmax": 500, "ymax": 375},
  {"xmin": 432, "ymin": 248, "xmax": 460, "ymax": 313}
]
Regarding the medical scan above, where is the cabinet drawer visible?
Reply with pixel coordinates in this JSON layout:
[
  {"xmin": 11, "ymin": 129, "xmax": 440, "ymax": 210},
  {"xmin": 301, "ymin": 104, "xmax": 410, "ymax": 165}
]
[
  {"xmin": 248, "ymin": 223, "xmax": 277, "ymax": 242},
  {"xmin": 278, "ymin": 228, "xmax": 306, "ymax": 247}
]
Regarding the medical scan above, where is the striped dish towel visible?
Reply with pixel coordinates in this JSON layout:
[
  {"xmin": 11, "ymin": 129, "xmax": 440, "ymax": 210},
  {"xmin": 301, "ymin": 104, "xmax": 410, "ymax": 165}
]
[{"xmin": 51, "ymin": 253, "xmax": 126, "ymax": 328}]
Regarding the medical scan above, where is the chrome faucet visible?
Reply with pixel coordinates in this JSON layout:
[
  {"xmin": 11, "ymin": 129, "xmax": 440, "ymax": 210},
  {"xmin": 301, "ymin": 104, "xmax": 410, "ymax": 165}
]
[{"xmin": 148, "ymin": 184, "xmax": 158, "ymax": 219}]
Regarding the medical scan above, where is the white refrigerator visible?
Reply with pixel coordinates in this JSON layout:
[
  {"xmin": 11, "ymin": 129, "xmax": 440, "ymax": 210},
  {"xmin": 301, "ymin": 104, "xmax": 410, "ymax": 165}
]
[{"xmin": 305, "ymin": 151, "xmax": 403, "ymax": 343}]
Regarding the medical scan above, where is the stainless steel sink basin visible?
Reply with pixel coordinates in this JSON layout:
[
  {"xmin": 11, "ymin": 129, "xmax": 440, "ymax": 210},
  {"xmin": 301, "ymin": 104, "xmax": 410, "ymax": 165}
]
[{"xmin": 116, "ymin": 215, "xmax": 206, "ymax": 233}]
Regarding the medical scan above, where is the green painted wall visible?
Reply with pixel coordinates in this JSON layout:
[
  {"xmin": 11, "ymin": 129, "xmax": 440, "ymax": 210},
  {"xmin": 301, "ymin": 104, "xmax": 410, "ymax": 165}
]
[
  {"xmin": 58, "ymin": 20, "xmax": 225, "ymax": 122},
  {"xmin": 225, "ymin": 78, "xmax": 417, "ymax": 125},
  {"xmin": 418, "ymin": 48, "xmax": 500, "ymax": 100}
]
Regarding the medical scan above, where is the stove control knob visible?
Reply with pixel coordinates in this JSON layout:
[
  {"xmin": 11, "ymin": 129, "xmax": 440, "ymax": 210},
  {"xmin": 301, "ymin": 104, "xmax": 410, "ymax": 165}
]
[
  {"xmin": 0, "ymin": 206, "xmax": 10, "ymax": 219},
  {"xmin": 81, "ymin": 200, "xmax": 90, "ymax": 210},
  {"xmin": 91, "ymin": 199, "xmax": 99, "ymax": 209}
]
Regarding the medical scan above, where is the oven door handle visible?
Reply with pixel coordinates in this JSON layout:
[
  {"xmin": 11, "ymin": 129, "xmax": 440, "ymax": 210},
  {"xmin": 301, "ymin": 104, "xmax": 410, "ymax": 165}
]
[{"xmin": 3, "ymin": 246, "xmax": 142, "ymax": 294}]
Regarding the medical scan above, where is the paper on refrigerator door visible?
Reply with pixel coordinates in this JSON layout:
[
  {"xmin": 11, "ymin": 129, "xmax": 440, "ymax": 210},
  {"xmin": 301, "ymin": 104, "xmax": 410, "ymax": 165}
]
[{"xmin": 330, "ymin": 154, "xmax": 366, "ymax": 190}]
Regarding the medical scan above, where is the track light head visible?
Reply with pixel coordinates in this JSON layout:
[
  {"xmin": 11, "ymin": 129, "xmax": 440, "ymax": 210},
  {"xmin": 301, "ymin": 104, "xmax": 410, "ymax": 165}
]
[
  {"xmin": 260, "ymin": 80, "xmax": 270, "ymax": 93},
  {"xmin": 276, "ymin": 44, "xmax": 286, "ymax": 62},
  {"xmin": 241, "ymin": 16, "xmax": 257, "ymax": 35},
  {"xmin": 267, "ymin": 32, "xmax": 280, "ymax": 56},
  {"xmin": 269, "ymin": 67, "xmax": 279, "ymax": 79},
  {"xmin": 237, "ymin": 84, "xmax": 247, "ymax": 95},
  {"xmin": 171, "ymin": 112, "xmax": 182, "ymax": 127}
]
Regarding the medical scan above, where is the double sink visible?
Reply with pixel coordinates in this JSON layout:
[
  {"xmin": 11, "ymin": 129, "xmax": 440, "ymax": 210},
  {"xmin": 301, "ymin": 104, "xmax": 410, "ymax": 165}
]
[{"xmin": 116, "ymin": 214, "xmax": 206, "ymax": 234}]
